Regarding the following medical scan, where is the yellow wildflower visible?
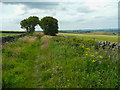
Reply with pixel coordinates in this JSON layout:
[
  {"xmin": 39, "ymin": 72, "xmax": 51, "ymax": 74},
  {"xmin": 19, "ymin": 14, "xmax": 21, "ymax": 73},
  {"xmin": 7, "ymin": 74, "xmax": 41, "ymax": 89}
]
[
  {"xmin": 99, "ymin": 56, "xmax": 103, "ymax": 59},
  {"xmin": 85, "ymin": 54, "xmax": 88, "ymax": 55},
  {"xmin": 82, "ymin": 46, "xmax": 84, "ymax": 48},
  {"xmin": 91, "ymin": 54, "xmax": 94, "ymax": 57},
  {"xmin": 86, "ymin": 48, "xmax": 90, "ymax": 50},
  {"xmin": 92, "ymin": 60, "xmax": 96, "ymax": 62}
]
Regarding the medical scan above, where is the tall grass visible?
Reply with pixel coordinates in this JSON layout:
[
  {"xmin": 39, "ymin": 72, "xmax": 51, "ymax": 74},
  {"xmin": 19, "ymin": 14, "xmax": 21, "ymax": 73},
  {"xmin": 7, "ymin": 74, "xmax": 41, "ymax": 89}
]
[
  {"xmin": 35, "ymin": 37, "xmax": 119, "ymax": 88},
  {"xmin": 2, "ymin": 33, "xmax": 42, "ymax": 88},
  {"xmin": 2, "ymin": 34, "xmax": 119, "ymax": 88}
]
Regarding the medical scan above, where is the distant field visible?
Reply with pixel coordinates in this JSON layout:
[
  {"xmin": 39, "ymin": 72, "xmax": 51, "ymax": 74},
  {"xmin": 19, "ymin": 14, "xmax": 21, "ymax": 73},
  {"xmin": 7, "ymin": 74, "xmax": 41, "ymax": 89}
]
[
  {"xmin": 85, "ymin": 31, "xmax": 115, "ymax": 35},
  {"xmin": 58, "ymin": 33, "xmax": 119, "ymax": 42},
  {"xmin": 0, "ymin": 33, "xmax": 22, "ymax": 37}
]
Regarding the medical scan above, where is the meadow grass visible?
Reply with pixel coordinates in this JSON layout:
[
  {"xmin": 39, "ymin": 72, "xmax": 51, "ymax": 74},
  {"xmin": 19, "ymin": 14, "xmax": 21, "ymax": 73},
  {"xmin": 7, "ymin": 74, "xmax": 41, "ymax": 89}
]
[
  {"xmin": 2, "ymin": 33, "xmax": 43, "ymax": 88},
  {"xmin": 58, "ymin": 33, "xmax": 118, "ymax": 42},
  {"xmin": 2, "ymin": 33, "xmax": 119, "ymax": 88}
]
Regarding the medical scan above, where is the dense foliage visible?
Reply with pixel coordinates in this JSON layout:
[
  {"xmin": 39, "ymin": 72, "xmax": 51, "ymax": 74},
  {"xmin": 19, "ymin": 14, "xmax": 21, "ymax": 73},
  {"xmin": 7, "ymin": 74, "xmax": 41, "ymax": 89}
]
[
  {"xmin": 39, "ymin": 16, "xmax": 58, "ymax": 36},
  {"xmin": 20, "ymin": 16, "xmax": 39, "ymax": 33}
]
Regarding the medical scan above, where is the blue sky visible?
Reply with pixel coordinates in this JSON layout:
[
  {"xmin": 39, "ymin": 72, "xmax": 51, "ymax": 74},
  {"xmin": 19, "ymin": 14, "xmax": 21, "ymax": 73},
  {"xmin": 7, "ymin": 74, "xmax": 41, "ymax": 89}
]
[{"xmin": 0, "ymin": 0, "xmax": 119, "ymax": 31}]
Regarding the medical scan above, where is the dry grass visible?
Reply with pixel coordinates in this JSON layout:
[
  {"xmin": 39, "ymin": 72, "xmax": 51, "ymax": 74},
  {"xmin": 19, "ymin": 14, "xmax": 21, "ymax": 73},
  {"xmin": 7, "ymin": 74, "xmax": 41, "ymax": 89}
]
[
  {"xmin": 28, "ymin": 37, "xmax": 37, "ymax": 42},
  {"xmin": 18, "ymin": 36, "xmax": 37, "ymax": 43},
  {"xmin": 34, "ymin": 32, "xmax": 44, "ymax": 36},
  {"xmin": 41, "ymin": 35, "xmax": 53, "ymax": 49}
]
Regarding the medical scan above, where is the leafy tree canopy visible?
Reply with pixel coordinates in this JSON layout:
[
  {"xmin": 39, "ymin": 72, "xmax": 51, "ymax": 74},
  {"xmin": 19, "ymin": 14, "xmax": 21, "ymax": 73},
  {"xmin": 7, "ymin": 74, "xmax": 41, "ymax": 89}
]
[
  {"xmin": 39, "ymin": 16, "xmax": 58, "ymax": 36},
  {"xmin": 20, "ymin": 16, "xmax": 39, "ymax": 33}
]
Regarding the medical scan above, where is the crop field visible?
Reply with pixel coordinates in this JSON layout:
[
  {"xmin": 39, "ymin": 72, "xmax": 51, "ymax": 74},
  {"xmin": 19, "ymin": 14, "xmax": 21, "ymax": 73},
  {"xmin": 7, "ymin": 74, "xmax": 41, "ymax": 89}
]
[
  {"xmin": 0, "ymin": 33, "xmax": 22, "ymax": 37},
  {"xmin": 58, "ymin": 33, "xmax": 119, "ymax": 43},
  {"xmin": 1, "ymin": 32, "xmax": 119, "ymax": 88},
  {"xmin": 85, "ymin": 31, "xmax": 116, "ymax": 35}
]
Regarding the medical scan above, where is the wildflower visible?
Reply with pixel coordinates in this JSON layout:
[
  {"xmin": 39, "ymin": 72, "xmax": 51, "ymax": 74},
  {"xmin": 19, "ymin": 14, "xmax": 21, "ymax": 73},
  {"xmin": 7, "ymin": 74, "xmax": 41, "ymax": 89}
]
[
  {"xmin": 99, "ymin": 56, "xmax": 103, "ymax": 59},
  {"xmin": 85, "ymin": 54, "xmax": 88, "ymax": 56},
  {"xmin": 35, "ymin": 65, "xmax": 37, "ymax": 68},
  {"xmin": 86, "ymin": 48, "xmax": 90, "ymax": 50},
  {"xmin": 108, "ymin": 55, "xmax": 110, "ymax": 59},
  {"xmin": 82, "ymin": 46, "xmax": 84, "ymax": 48},
  {"xmin": 116, "ymin": 46, "xmax": 118, "ymax": 49},
  {"xmin": 99, "ymin": 61, "xmax": 102, "ymax": 64},
  {"xmin": 91, "ymin": 54, "xmax": 94, "ymax": 57},
  {"xmin": 92, "ymin": 60, "xmax": 96, "ymax": 62}
]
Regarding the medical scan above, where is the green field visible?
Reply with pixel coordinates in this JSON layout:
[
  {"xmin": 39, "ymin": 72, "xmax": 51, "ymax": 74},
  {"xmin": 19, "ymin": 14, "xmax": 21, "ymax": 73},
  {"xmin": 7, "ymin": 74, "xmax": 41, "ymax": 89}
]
[
  {"xmin": 0, "ymin": 33, "xmax": 22, "ymax": 37},
  {"xmin": 2, "ymin": 32, "xmax": 119, "ymax": 88},
  {"xmin": 58, "ymin": 33, "xmax": 119, "ymax": 42}
]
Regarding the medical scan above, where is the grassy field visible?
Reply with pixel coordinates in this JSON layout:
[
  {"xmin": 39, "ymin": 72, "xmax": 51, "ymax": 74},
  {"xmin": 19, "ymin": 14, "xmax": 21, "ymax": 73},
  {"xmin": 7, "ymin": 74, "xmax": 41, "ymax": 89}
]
[
  {"xmin": 85, "ymin": 31, "xmax": 115, "ymax": 35},
  {"xmin": 0, "ymin": 33, "xmax": 22, "ymax": 37},
  {"xmin": 2, "ymin": 32, "xmax": 119, "ymax": 88},
  {"xmin": 58, "ymin": 33, "xmax": 118, "ymax": 42}
]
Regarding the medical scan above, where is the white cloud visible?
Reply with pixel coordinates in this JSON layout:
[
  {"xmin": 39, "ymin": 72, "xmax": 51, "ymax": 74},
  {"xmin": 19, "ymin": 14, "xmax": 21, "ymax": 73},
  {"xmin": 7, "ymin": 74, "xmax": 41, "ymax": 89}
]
[
  {"xmin": 0, "ymin": 0, "xmax": 118, "ymax": 31},
  {"xmin": 0, "ymin": 2, "xmax": 2, "ymax": 30},
  {"xmin": 1, "ymin": 3, "xmax": 26, "ymax": 30}
]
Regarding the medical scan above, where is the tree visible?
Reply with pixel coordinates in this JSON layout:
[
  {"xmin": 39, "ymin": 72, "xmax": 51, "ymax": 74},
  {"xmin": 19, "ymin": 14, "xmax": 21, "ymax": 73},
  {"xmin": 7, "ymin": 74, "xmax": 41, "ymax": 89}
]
[
  {"xmin": 20, "ymin": 16, "xmax": 39, "ymax": 33},
  {"xmin": 39, "ymin": 16, "xmax": 58, "ymax": 36}
]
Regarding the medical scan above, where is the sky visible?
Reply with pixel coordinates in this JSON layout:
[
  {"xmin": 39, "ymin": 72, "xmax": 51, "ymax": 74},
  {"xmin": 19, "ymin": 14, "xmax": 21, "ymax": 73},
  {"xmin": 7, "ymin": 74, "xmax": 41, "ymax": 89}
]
[{"xmin": 0, "ymin": 0, "xmax": 119, "ymax": 31}]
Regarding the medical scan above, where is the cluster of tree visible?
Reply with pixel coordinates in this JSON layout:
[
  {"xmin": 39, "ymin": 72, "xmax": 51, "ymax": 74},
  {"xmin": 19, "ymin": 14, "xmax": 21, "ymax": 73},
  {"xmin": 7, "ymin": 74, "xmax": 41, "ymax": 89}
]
[{"xmin": 20, "ymin": 16, "xmax": 58, "ymax": 36}]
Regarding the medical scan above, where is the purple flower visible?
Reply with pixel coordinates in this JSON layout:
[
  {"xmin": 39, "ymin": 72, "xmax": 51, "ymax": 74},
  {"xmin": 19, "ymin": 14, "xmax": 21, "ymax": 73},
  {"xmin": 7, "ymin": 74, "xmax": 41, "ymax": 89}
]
[
  {"xmin": 108, "ymin": 55, "xmax": 110, "ymax": 59},
  {"xmin": 116, "ymin": 46, "xmax": 118, "ymax": 49},
  {"xmin": 99, "ymin": 61, "xmax": 102, "ymax": 64}
]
